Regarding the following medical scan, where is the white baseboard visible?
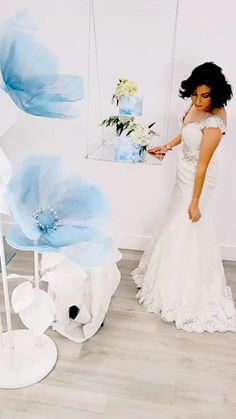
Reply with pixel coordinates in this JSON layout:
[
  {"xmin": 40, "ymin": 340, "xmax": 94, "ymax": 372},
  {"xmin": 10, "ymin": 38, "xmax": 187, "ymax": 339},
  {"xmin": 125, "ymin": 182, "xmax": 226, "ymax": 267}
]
[
  {"xmin": 3, "ymin": 220, "xmax": 236, "ymax": 262},
  {"xmin": 220, "ymin": 244, "xmax": 236, "ymax": 262},
  {"xmin": 116, "ymin": 234, "xmax": 151, "ymax": 252},
  {"xmin": 118, "ymin": 234, "xmax": 236, "ymax": 262}
]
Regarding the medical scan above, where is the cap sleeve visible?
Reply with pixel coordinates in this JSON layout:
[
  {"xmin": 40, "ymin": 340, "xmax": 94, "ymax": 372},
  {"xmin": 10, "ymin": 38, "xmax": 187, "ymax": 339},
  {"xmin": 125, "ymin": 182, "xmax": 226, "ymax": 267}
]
[{"xmin": 200, "ymin": 115, "xmax": 227, "ymax": 134}]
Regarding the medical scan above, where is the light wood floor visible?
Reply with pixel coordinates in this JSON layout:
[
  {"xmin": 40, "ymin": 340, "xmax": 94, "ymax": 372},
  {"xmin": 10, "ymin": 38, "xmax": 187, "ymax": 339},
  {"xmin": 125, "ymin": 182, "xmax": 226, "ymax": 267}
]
[{"xmin": 0, "ymin": 249, "xmax": 236, "ymax": 419}]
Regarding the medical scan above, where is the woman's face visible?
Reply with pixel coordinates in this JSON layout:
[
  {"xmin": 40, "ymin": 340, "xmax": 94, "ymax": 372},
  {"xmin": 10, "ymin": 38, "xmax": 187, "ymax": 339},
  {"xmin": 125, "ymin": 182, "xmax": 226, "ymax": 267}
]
[{"xmin": 191, "ymin": 84, "xmax": 212, "ymax": 111}]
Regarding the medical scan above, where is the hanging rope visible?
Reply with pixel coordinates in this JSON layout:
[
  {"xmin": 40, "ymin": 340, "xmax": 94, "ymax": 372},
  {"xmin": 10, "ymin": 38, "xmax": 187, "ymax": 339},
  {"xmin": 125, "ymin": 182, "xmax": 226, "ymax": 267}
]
[
  {"xmin": 85, "ymin": 0, "xmax": 92, "ymax": 158},
  {"xmin": 163, "ymin": 0, "xmax": 180, "ymax": 143},
  {"xmin": 86, "ymin": 0, "xmax": 105, "ymax": 159}
]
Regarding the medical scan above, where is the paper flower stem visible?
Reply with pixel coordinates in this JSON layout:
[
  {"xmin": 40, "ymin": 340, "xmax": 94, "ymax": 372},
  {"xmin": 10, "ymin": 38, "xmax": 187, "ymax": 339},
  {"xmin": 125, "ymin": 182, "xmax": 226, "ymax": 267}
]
[
  {"xmin": 0, "ymin": 214, "xmax": 15, "ymax": 369},
  {"xmin": 34, "ymin": 251, "xmax": 40, "ymax": 290},
  {"xmin": 34, "ymin": 251, "xmax": 42, "ymax": 347}
]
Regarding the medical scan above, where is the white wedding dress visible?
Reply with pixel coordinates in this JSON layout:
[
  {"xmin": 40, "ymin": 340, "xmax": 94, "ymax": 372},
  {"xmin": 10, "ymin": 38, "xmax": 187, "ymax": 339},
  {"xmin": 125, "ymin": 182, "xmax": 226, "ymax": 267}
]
[{"xmin": 131, "ymin": 110, "xmax": 236, "ymax": 333}]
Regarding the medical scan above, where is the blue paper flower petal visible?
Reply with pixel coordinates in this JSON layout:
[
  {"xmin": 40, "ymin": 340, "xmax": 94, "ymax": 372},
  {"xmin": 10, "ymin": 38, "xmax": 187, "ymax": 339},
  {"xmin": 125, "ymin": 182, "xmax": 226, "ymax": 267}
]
[
  {"xmin": 5, "ymin": 191, "xmax": 40, "ymax": 241},
  {"xmin": 0, "ymin": 31, "xmax": 57, "ymax": 83},
  {"xmin": 7, "ymin": 225, "xmax": 113, "ymax": 267},
  {"xmin": 6, "ymin": 226, "xmax": 52, "ymax": 252},
  {"xmin": 42, "ymin": 225, "xmax": 110, "ymax": 248},
  {"xmin": 6, "ymin": 155, "xmax": 62, "ymax": 213},
  {"xmin": 62, "ymin": 237, "xmax": 113, "ymax": 267},
  {"xmin": 5, "ymin": 74, "xmax": 84, "ymax": 118},
  {"xmin": 5, "ymin": 156, "xmax": 62, "ymax": 240},
  {"xmin": 54, "ymin": 178, "xmax": 111, "ymax": 226},
  {"xmin": 0, "ymin": 12, "xmax": 84, "ymax": 118}
]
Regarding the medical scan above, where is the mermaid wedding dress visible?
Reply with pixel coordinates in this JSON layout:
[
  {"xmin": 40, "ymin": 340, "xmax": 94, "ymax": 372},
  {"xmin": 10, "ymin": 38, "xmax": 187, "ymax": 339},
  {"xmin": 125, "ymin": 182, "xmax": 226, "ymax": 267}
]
[{"xmin": 131, "ymin": 110, "xmax": 236, "ymax": 333}]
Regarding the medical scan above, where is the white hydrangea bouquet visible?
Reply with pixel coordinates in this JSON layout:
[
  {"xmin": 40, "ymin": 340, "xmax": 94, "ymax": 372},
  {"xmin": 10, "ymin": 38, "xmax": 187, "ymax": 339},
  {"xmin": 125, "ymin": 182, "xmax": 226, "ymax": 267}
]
[
  {"xmin": 126, "ymin": 122, "xmax": 158, "ymax": 147},
  {"xmin": 112, "ymin": 79, "xmax": 138, "ymax": 106}
]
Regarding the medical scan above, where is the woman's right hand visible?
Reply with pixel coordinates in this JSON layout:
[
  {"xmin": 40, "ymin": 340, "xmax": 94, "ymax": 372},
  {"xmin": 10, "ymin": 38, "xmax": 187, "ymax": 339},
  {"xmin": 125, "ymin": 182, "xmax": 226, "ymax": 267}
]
[{"xmin": 148, "ymin": 145, "xmax": 169, "ymax": 161}]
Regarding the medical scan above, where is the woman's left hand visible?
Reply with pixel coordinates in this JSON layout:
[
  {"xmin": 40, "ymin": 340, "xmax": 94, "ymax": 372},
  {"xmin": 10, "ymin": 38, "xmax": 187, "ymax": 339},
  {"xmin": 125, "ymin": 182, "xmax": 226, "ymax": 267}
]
[{"xmin": 188, "ymin": 201, "xmax": 201, "ymax": 222}]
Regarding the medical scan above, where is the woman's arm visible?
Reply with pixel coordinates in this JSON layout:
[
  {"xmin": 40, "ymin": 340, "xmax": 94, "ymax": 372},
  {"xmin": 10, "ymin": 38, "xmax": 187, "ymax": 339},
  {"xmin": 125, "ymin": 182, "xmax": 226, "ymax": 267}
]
[
  {"xmin": 148, "ymin": 134, "xmax": 182, "ymax": 160},
  {"xmin": 188, "ymin": 127, "xmax": 222, "ymax": 222},
  {"xmin": 164, "ymin": 134, "xmax": 182, "ymax": 150}
]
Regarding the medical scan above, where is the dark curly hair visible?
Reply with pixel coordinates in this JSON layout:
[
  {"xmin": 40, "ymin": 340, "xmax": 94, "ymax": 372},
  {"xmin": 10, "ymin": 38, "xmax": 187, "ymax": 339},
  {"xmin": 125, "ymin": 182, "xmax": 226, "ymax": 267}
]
[{"xmin": 179, "ymin": 62, "xmax": 233, "ymax": 110}]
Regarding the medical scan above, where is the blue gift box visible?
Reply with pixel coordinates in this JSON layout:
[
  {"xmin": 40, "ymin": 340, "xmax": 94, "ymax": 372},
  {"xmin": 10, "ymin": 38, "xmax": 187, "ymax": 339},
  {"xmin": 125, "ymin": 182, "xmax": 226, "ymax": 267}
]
[
  {"xmin": 119, "ymin": 96, "xmax": 142, "ymax": 117},
  {"xmin": 114, "ymin": 136, "xmax": 146, "ymax": 163}
]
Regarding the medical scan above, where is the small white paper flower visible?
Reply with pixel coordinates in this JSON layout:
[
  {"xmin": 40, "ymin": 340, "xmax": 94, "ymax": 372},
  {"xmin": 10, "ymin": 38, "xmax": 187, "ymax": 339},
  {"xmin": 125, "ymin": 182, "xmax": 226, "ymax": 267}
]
[
  {"xmin": 11, "ymin": 281, "xmax": 56, "ymax": 335},
  {"xmin": 11, "ymin": 281, "xmax": 33, "ymax": 313}
]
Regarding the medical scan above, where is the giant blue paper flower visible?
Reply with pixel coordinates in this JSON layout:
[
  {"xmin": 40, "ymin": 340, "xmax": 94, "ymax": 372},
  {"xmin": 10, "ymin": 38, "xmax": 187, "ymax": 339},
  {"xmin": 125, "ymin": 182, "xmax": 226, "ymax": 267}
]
[
  {"xmin": 0, "ymin": 11, "xmax": 84, "ymax": 118},
  {"xmin": 5, "ymin": 155, "xmax": 113, "ymax": 266}
]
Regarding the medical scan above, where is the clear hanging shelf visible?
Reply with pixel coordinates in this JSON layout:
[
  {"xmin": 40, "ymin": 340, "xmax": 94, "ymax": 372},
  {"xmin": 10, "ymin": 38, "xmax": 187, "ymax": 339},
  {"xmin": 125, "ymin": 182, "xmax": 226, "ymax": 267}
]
[{"xmin": 86, "ymin": 141, "xmax": 162, "ymax": 165}]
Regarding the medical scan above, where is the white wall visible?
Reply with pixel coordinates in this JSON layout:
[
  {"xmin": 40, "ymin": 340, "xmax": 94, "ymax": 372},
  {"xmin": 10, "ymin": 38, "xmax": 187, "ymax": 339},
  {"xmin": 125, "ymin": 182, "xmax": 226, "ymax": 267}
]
[{"xmin": 0, "ymin": 0, "xmax": 236, "ymax": 260}]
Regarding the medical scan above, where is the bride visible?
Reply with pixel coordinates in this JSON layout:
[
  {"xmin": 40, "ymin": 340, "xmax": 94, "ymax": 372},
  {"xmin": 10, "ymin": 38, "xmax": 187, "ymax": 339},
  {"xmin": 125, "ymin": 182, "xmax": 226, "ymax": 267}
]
[{"xmin": 131, "ymin": 62, "xmax": 236, "ymax": 333}]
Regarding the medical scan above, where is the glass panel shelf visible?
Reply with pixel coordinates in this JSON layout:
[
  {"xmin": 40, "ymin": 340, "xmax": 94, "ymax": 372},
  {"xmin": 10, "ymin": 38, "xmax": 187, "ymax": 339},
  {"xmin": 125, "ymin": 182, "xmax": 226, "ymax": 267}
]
[{"xmin": 86, "ymin": 141, "xmax": 162, "ymax": 165}]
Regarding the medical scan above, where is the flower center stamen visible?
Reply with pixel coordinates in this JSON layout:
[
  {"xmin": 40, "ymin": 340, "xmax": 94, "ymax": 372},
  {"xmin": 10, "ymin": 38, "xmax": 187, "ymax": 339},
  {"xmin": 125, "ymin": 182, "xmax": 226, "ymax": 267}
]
[{"xmin": 32, "ymin": 207, "xmax": 62, "ymax": 234}]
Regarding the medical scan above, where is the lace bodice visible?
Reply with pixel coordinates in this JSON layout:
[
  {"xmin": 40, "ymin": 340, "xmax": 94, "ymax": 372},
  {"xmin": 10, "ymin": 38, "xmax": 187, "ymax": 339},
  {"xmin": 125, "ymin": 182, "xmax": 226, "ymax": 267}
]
[
  {"xmin": 179, "ymin": 108, "xmax": 227, "ymax": 165},
  {"xmin": 180, "ymin": 113, "xmax": 226, "ymax": 133}
]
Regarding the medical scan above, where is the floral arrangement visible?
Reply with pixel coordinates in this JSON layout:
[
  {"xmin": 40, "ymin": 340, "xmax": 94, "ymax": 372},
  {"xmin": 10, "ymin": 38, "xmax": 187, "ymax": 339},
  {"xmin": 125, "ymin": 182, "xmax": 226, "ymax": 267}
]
[
  {"xmin": 102, "ymin": 116, "xmax": 158, "ymax": 148},
  {"xmin": 112, "ymin": 79, "xmax": 138, "ymax": 105},
  {"xmin": 127, "ymin": 122, "xmax": 158, "ymax": 147}
]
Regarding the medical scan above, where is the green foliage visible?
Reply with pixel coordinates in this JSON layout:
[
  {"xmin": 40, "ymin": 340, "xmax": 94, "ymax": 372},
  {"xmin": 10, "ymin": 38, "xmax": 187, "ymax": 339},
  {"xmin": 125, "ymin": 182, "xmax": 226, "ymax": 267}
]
[{"xmin": 102, "ymin": 115, "xmax": 134, "ymax": 136}]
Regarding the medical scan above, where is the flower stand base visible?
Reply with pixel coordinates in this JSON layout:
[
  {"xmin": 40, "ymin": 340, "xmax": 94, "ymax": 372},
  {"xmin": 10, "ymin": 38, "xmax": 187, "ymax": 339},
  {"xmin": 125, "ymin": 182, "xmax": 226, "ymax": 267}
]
[
  {"xmin": 0, "ymin": 330, "xmax": 57, "ymax": 389},
  {"xmin": 114, "ymin": 136, "xmax": 146, "ymax": 163}
]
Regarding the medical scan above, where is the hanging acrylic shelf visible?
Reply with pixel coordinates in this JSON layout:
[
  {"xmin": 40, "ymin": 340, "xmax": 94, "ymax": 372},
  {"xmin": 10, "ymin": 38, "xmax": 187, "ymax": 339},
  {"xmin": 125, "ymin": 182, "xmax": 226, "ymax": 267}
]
[
  {"xmin": 87, "ymin": 140, "xmax": 163, "ymax": 165},
  {"xmin": 85, "ymin": 0, "xmax": 180, "ymax": 165}
]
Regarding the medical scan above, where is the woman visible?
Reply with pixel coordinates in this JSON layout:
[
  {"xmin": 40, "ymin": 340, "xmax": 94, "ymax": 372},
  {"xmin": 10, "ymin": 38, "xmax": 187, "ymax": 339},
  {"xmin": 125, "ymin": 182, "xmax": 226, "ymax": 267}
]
[{"xmin": 131, "ymin": 62, "xmax": 236, "ymax": 333}]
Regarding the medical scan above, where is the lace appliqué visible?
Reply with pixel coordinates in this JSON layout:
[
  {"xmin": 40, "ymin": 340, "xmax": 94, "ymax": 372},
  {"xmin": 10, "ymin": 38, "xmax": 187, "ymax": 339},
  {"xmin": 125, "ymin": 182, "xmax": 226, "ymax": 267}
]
[
  {"xmin": 180, "ymin": 114, "xmax": 226, "ymax": 163},
  {"xmin": 179, "ymin": 105, "xmax": 227, "ymax": 134},
  {"xmin": 199, "ymin": 115, "xmax": 226, "ymax": 134},
  {"xmin": 182, "ymin": 143, "xmax": 199, "ymax": 163},
  {"xmin": 132, "ymin": 270, "xmax": 236, "ymax": 334}
]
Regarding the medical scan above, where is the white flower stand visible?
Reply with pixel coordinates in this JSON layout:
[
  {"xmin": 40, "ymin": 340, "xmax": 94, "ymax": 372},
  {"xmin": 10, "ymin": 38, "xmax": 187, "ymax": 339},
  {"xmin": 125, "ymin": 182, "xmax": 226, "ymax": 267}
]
[{"xmin": 0, "ymin": 215, "xmax": 57, "ymax": 388}]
